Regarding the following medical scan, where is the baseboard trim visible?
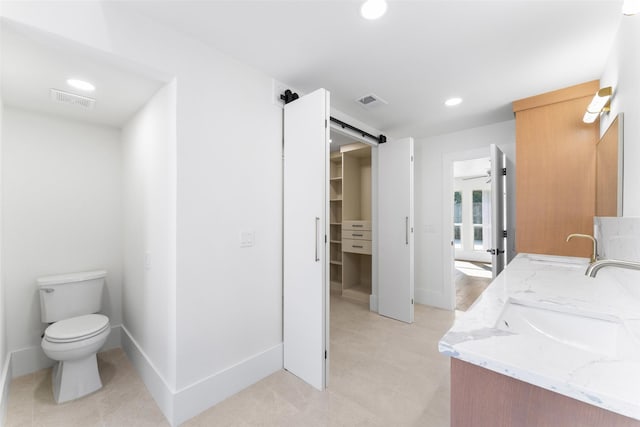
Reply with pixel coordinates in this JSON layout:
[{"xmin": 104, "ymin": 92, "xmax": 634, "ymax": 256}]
[
  {"xmin": 104, "ymin": 324, "xmax": 123, "ymax": 351},
  {"xmin": 9, "ymin": 325, "xmax": 284, "ymax": 427},
  {"xmin": 369, "ymin": 294, "xmax": 378, "ymax": 312},
  {"xmin": 120, "ymin": 325, "xmax": 175, "ymax": 425},
  {"xmin": 9, "ymin": 325, "xmax": 123, "ymax": 379},
  {"xmin": 10, "ymin": 346, "xmax": 51, "ymax": 379},
  {"xmin": 0, "ymin": 354, "xmax": 11, "ymax": 427},
  {"xmin": 173, "ymin": 343, "xmax": 283, "ymax": 426},
  {"xmin": 121, "ymin": 325, "xmax": 283, "ymax": 426}
]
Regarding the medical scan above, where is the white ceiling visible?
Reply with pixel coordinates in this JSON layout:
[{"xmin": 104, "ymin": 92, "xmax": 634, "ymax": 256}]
[
  {"xmin": 117, "ymin": 0, "xmax": 623, "ymax": 138},
  {"xmin": 1, "ymin": 22, "xmax": 165, "ymax": 128}
]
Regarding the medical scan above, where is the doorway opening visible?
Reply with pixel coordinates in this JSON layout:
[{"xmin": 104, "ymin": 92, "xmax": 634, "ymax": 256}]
[
  {"xmin": 452, "ymin": 157, "xmax": 492, "ymax": 311},
  {"xmin": 329, "ymin": 130, "xmax": 374, "ymax": 308}
]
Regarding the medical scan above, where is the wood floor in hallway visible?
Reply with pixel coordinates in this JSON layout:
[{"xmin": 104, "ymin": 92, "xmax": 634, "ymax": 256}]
[{"xmin": 455, "ymin": 260, "xmax": 492, "ymax": 311}]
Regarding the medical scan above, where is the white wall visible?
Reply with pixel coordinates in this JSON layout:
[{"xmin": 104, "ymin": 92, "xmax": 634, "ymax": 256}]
[
  {"xmin": 2, "ymin": 107, "xmax": 122, "ymax": 360},
  {"xmin": 1, "ymin": 4, "xmax": 283, "ymax": 424},
  {"xmin": 600, "ymin": 14, "xmax": 640, "ymax": 216},
  {"xmin": 174, "ymin": 49, "xmax": 282, "ymax": 391},
  {"xmin": 0, "ymin": 17, "xmax": 8, "ymax": 423},
  {"xmin": 414, "ymin": 120, "xmax": 516, "ymax": 309},
  {"xmin": 122, "ymin": 81, "xmax": 176, "ymax": 388}
]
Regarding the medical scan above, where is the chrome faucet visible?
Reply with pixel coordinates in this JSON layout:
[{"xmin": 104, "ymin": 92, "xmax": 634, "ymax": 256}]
[
  {"xmin": 585, "ymin": 259, "xmax": 640, "ymax": 277},
  {"xmin": 566, "ymin": 233, "xmax": 598, "ymax": 263}
]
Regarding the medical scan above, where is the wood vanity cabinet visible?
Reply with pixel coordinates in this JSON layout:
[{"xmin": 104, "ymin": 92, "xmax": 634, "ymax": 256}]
[
  {"xmin": 451, "ymin": 359, "xmax": 640, "ymax": 427},
  {"xmin": 513, "ymin": 81, "xmax": 600, "ymax": 258}
]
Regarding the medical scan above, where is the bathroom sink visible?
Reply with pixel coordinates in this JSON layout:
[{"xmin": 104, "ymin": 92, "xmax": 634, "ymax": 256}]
[
  {"xmin": 496, "ymin": 299, "xmax": 640, "ymax": 359},
  {"xmin": 527, "ymin": 254, "xmax": 589, "ymax": 269}
]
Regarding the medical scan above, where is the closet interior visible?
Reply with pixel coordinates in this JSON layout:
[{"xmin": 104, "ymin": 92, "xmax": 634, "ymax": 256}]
[{"xmin": 329, "ymin": 141, "xmax": 372, "ymax": 305}]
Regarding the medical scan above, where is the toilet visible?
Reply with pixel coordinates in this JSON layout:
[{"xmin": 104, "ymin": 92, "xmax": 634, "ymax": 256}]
[{"xmin": 38, "ymin": 270, "xmax": 110, "ymax": 403}]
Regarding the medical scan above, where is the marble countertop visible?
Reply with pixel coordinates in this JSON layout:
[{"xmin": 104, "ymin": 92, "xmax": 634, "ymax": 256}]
[{"xmin": 439, "ymin": 253, "xmax": 640, "ymax": 420}]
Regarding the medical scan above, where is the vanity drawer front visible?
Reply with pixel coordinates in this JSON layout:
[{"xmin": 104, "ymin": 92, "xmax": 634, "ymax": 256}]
[
  {"xmin": 343, "ymin": 220, "xmax": 372, "ymax": 231},
  {"xmin": 342, "ymin": 239, "xmax": 372, "ymax": 255},
  {"xmin": 342, "ymin": 230, "xmax": 371, "ymax": 241}
]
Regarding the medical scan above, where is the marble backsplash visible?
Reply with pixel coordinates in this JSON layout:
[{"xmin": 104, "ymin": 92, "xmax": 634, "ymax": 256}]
[{"xmin": 594, "ymin": 217, "xmax": 640, "ymax": 261}]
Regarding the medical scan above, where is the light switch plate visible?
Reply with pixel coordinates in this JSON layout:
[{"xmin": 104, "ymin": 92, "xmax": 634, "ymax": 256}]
[{"xmin": 240, "ymin": 231, "xmax": 255, "ymax": 247}]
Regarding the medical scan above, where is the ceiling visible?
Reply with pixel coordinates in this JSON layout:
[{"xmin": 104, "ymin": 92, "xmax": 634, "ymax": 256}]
[
  {"xmin": 117, "ymin": 0, "xmax": 623, "ymax": 138},
  {"xmin": 1, "ymin": 22, "xmax": 165, "ymax": 128}
]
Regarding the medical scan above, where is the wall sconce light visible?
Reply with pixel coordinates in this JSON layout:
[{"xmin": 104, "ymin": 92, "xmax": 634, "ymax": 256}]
[{"xmin": 583, "ymin": 87, "xmax": 612, "ymax": 124}]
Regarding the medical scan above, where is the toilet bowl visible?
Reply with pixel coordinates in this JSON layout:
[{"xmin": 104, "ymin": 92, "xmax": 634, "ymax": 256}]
[
  {"xmin": 37, "ymin": 270, "xmax": 110, "ymax": 403},
  {"xmin": 42, "ymin": 314, "xmax": 110, "ymax": 403}
]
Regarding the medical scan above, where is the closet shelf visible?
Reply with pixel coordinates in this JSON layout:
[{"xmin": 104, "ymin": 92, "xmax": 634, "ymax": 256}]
[
  {"xmin": 330, "ymin": 222, "xmax": 342, "ymax": 226},
  {"xmin": 330, "ymin": 198, "xmax": 342, "ymax": 202},
  {"xmin": 330, "ymin": 260, "xmax": 342, "ymax": 266},
  {"xmin": 330, "ymin": 240, "xmax": 341, "ymax": 244},
  {"xmin": 330, "ymin": 177, "xmax": 343, "ymax": 181}
]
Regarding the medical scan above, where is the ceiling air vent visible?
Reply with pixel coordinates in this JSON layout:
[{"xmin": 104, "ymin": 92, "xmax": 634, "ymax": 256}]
[
  {"xmin": 50, "ymin": 88, "xmax": 95, "ymax": 109},
  {"xmin": 355, "ymin": 93, "xmax": 388, "ymax": 109}
]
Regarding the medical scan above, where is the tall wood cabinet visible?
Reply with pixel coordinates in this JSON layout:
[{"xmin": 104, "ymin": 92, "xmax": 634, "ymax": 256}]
[
  {"xmin": 329, "ymin": 143, "xmax": 372, "ymax": 304},
  {"xmin": 512, "ymin": 81, "xmax": 600, "ymax": 258}
]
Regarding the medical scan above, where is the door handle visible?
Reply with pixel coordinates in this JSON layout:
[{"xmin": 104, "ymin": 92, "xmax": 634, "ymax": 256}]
[
  {"xmin": 315, "ymin": 217, "xmax": 320, "ymax": 262},
  {"xmin": 405, "ymin": 216, "xmax": 409, "ymax": 245}
]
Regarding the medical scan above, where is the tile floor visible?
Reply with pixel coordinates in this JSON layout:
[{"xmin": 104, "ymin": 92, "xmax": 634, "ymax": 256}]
[
  {"xmin": 5, "ymin": 347, "xmax": 168, "ymax": 427},
  {"xmin": 6, "ymin": 296, "xmax": 455, "ymax": 426},
  {"xmin": 455, "ymin": 260, "xmax": 492, "ymax": 311}
]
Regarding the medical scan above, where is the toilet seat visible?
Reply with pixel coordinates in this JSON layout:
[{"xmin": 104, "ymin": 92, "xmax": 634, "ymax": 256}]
[{"xmin": 44, "ymin": 314, "xmax": 110, "ymax": 343}]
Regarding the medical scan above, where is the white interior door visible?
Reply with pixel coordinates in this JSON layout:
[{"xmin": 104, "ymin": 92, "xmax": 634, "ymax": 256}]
[
  {"xmin": 378, "ymin": 137, "xmax": 414, "ymax": 323},
  {"xmin": 490, "ymin": 144, "xmax": 506, "ymax": 277},
  {"xmin": 283, "ymin": 88, "xmax": 329, "ymax": 390}
]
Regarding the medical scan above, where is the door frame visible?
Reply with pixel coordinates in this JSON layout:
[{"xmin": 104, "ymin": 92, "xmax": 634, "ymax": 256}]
[{"xmin": 442, "ymin": 147, "xmax": 493, "ymax": 311}]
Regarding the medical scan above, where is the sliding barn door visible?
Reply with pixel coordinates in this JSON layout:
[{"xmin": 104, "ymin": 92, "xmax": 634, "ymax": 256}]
[
  {"xmin": 378, "ymin": 137, "xmax": 414, "ymax": 323},
  {"xmin": 283, "ymin": 88, "xmax": 329, "ymax": 390}
]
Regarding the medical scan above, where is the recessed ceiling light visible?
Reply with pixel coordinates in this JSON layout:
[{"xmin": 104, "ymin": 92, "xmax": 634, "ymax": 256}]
[
  {"xmin": 361, "ymin": 0, "xmax": 387, "ymax": 20},
  {"xmin": 445, "ymin": 97, "xmax": 463, "ymax": 107},
  {"xmin": 66, "ymin": 79, "xmax": 95, "ymax": 92}
]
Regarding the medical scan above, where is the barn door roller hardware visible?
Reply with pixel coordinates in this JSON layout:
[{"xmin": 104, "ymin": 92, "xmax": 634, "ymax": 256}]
[
  {"xmin": 281, "ymin": 89, "xmax": 387, "ymax": 144},
  {"xmin": 280, "ymin": 89, "xmax": 299, "ymax": 104},
  {"xmin": 329, "ymin": 117, "xmax": 387, "ymax": 145}
]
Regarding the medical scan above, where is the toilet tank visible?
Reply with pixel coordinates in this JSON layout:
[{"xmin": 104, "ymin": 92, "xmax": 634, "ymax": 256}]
[{"xmin": 38, "ymin": 270, "xmax": 107, "ymax": 323}]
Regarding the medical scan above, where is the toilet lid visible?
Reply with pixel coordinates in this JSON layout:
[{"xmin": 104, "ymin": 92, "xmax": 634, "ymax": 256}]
[{"xmin": 45, "ymin": 314, "xmax": 110, "ymax": 343}]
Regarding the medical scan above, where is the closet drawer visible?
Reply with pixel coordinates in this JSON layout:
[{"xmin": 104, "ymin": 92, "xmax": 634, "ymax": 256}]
[
  {"xmin": 342, "ymin": 220, "xmax": 372, "ymax": 231},
  {"xmin": 342, "ymin": 239, "xmax": 372, "ymax": 255},
  {"xmin": 342, "ymin": 230, "xmax": 371, "ymax": 241}
]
